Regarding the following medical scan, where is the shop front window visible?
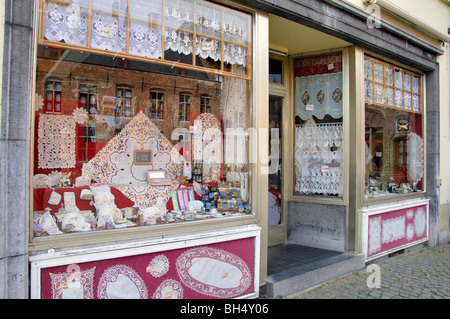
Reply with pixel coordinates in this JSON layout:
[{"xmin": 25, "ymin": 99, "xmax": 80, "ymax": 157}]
[
  {"xmin": 293, "ymin": 52, "xmax": 344, "ymax": 197},
  {"xmin": 364, "ymin": 56, "xmax": 424, "ymax": 198},
  {"xmin": 32, "ymin": 0, "xmax": 253, "ymax": 240}
]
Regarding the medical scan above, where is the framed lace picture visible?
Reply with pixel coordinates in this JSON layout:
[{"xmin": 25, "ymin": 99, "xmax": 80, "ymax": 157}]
[{"xmin": 134, "ymin": 150, "xmax": 153, "ymax": 165}]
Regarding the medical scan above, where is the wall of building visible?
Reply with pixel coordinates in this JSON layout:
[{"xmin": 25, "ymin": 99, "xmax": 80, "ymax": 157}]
[{"xmin": 0, "ymin": 0, "xmax": 34, "ymax": 298}]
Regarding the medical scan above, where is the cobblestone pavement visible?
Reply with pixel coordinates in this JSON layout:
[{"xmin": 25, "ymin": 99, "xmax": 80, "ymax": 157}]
[{"xmin": 283, "ymin": 243, "xmax": 450, "ymax": 299}]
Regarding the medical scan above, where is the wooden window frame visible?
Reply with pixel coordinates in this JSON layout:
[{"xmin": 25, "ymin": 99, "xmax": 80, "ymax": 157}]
[
  {"xmin": 364, "ymin": 56, "xmax": 423, "ymax": 114},
  {"xmin": 38, "ymin": 0, "xmax": 252, "ymax": 80}
]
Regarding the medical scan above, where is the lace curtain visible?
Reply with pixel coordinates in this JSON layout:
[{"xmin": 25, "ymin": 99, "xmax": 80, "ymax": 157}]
[
  {"xmin": 407, "ymin": 132, "xmax": 423, "ymax": 182},
  {"xmin": 43, "ymin": 0, "xmax": 248, "ymax": 67},
  {"xmin": 43, "ymin": 2, "xmax": 89, "ymax": 47},
  {"xmin": 295, "ymin": 73, "xmax": 343, "ymax": 120},
  {"xmin": 295, "ymin": 122, "xmax": 344, "ymax": 195}
]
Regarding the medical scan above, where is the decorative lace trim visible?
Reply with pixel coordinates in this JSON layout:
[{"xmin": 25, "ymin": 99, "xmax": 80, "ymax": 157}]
[
  {"xmin": 49, "ymin": 266, "xmax": 96, "ymax": 299},
  {"xmin": 295, "ymin": 122, "xmax": 344, "ymax": 195}
]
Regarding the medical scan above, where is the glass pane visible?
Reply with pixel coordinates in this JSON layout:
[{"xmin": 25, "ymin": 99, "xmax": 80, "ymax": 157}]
[
  {"xmin": 269, "ymin": 59, "xmax": 283, "ymax": 84},
  {"xmin": 413, "ymin": 76, "xmax": 420, "ymax": 93},
  {"xmin": 91, "ymin": 0, "xmax": 127, "ymax": 15},
  {"xmin": 374, "ymin": 62, "xmax": 383, "ymax": 82},
  {"xmin": 196, "ymin": 2, "xmax": 222, "ymax": 38},
  {"xmin": 395, "ymin": 89, "xmax": 403, "ymax": 108},
  {"xmin": 413, "ymin": 94, "xmax": 420, "ymax": 112},
  {"xmin": 365, "ymin": 80, "xmax": 373, "ymax": 101},
  {"xmin": 130, "ymin": 0, "xmax": 163, "ymax": 22},
  {"xmin": 404, "ymin": 72, "xmax": 411, "ymax": 91},
  {"xmin": 375, "ymin": 83, "xmax": 384, "ymax": 103},
  {"xmin": 385, "ymin": 87, "xmax": 394, "ymax": 106},
  {"xmin": 364, "ymin": 58, "xmax": 373, "ymax": 79},
  {"xmin": 385, "ymin": 66, "xmax": 394, "ymax": 86},
  {"xmin": 165, "ymin": 0, "xmax": 194, "ymax": 31},
  {"xmin": 394, "ymin": 70, "xmax": 402, "ymax": 88},
  {"xmin": 404, "ymin": 92, "xmax": 411, "ymax": 110}
]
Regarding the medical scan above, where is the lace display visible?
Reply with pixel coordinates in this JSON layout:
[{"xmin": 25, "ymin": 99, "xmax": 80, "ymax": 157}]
[
  {"xmin": 43, "ymin": 2, "xmax": 88, "ymax": 47},
  {"xmin": 407, "ymin": 132, "xmax": 424, "ymax": 182},
  {"xmin": 49, "ymin": 266, "xmax": 96, "ymax": 299},
  {"xmin": 129, "ymin": 19, "xmax": 162, "ymax": 59},
  {"xmin": 176, "ymin": 246, "xmax": 252, "ymax": 298},
  {"xmin": 38, "ymin": 114, "xmax": 76, "ymax": 169},
  {"xmin": 295, "ymin": 73, "xmax": 343, "ymax": 120},
  {"xmin": 42, "ymin": 0, "xmax": 250, "ymax": 68},
  {"xmin": 295, "ymin": 122, "xmax": 344, "ymax": 195},
  {"xmin": 191, "ymin": 113, "xmax": 222, "ymax": 182},
  {"xmin": 90, "ymin": 10, "xmax": 127, "ymax": 52},
  {"xmin": 97, "ymin": 264, "xmax": 148, "ymax": 299},
  {"xmin": 84, "ymin": 111, "xmax": 185, "ymax": 207}
]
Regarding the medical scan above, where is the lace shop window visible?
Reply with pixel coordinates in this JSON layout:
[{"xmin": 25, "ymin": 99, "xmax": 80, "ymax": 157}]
[
  {"xmin": 149, "ymin": 91, "xmax": 164, "ymax": 120},
  {"xmin": 179, "ymin": 94, "xmax": 191, "ymax": 121},
  {"xmin": 116, "ymin": 87, "xmax": 133, "ymax": 117},
  {"xmin": 32, "ymin": 0, "xmax": 253, "ymax": 241},
  {"xmin": 364, "ymin": 56, "xmax": 424, "ymax": 199},
  {"xmin": 40, "ymin": 0, "xmax": 251, "ymax": 77},
  {"xmin": 32, "ymin": 50, "xmax": 252, "ymax": 239},
  {"xmin": 200, "ymin": 96, "xmax": 211, "ymax": 113},
  {"xmin": 293, "ymin": 52, "xmax": 344, "ymax": 197},
  {"xmin": 45, "ymin": 80, "xmax": 62, "ymax": 113}
]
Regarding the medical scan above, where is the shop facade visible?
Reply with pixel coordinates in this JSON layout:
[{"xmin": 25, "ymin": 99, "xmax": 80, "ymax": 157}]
[{"xmin": 0, "ymin": 0, "xmax": 448, "ymax": 299}]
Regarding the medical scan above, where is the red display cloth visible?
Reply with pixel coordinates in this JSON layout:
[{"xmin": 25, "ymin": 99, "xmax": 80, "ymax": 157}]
[
  {"xmin": 34, "ymin": 186, "xmax": 134, "ymax": 213},
  {"xmin": 34, "ymin": 182, "xmax": 218, "ymax": 213}
]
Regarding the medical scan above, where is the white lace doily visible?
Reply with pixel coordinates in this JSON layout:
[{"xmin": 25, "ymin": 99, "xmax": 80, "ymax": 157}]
[
  {"xmin": 176, "ymin": 246, "xmax": 251, "ymax": 298},
  {"xmin": 152, "ymin": 279, "xmax": 184, "ymax": 299},
  {"xmin": 97, "ymin": 264, "xmax": 148, "ymax": 299},
  {"xmin": 49, "ymin": 266, "xmax": 96, "ymax": 299},
  {"xmin": 147, "ymin": 254, "xmax": 170, "ymax": 278}
]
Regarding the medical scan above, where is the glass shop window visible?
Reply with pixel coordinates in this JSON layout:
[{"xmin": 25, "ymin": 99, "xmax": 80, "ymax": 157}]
[
  {"xmin": 32, "ymin": 0, "xmax": 253, "ymax": 240},
  {"xmin": 293, "ymin": 52, "xmax": 344, "ymax": 197},
  {"xmin": 45, "ymin": 80, "xmax": 62, "ymax": 113},
  {"xmin": 364, "ymin": 56, "xmax": 424, "ymax": 199},
  {"xmin": 149, "ymin": 91, "xmax": 164, "ymax": 120}
]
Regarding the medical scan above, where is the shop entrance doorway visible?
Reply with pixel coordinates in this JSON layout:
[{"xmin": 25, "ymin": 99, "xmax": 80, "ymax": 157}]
[{"xmin": 268, "ymin": 95, "xmax": 285, "ymax": 246}]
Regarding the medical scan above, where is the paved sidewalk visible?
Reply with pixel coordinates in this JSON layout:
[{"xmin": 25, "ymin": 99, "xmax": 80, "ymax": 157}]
[{"xmin": 282, "ymin": 243, "xmax": 450, "ymax": 299}]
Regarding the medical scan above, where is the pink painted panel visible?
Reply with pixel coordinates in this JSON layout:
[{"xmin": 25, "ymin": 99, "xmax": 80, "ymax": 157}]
[
  {"xmin": 367, "ymin": 204, "xmax": 428, "ymax": 258},
  {"xmin": 39, "ymin": 237, "xmax": 255, "ymax": 299}
]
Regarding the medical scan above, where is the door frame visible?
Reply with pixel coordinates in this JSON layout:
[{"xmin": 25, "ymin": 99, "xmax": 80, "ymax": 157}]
[{"xmin": 268, "ymin": 53, "xmax": 290, "ymax": 246}]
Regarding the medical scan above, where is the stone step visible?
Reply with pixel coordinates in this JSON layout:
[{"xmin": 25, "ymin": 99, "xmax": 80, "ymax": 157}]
[{"xmin": 266, "ymin": 253, "xmax": 366, "ymax": 297}]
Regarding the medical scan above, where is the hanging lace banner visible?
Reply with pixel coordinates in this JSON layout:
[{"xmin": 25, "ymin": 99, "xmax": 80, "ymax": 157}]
[
  {"xmin": 295, "ymin": 73, "xmax": 343, "ymax": 120},
  {"xmin": 38, "ymin": 114, "xmax": 76, "ymax": 169}
]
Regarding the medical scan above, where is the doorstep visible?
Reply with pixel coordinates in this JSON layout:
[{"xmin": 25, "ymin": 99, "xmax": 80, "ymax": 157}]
[{"xmin": 266, "ymin": 244, "xmax": 365, "ymax": 298}]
